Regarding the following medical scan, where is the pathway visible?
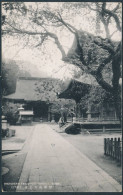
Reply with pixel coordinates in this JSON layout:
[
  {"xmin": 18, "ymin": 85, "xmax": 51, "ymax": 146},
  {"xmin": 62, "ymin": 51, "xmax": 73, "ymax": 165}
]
[{"xmin": 16, "ymin": 124, "xmax": 121, "ymax": 192}]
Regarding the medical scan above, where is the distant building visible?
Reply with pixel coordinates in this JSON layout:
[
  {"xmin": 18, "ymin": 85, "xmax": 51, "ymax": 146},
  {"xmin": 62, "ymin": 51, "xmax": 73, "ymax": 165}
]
[{"xmin": 3, "ymin": 77, "xmax": 75, "ymax": 122}]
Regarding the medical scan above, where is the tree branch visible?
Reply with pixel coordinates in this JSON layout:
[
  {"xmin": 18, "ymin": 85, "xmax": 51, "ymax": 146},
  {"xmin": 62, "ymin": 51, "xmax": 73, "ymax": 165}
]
[
  {"xmin": 89, "ymin": 53, "xmax": 113, "ymax": 93},
  {"xmin": 93, "ymin": 38, "xmax": 115, "ymax": 54},
  {"xmin": 94, "ymin": 72, "xmax": 113, "ymax": 93},
  {"xmin": 57, "ymin": 13, "xmax": 77, "ymax": 34},
  {"xmin": 87, "ymin": 3, "xmax": 98, "ymax": 12},
  {"xmin": 3, "ymin": 22, "xmax": 67, "ymax": 59},
  {"xmin": 112, "ymin": 3, "xmax": 120, "ymax": 12},
  {"xmin": 102, "ymin": 7, "xmax": 121, "ymax": 32},
  {"xmin": 96, "ymin": 54, "xmax": 113, "ymax": 73},
  {"xmin": 99, "ymin": 12, "xmax": 110, "ymax": 39}
]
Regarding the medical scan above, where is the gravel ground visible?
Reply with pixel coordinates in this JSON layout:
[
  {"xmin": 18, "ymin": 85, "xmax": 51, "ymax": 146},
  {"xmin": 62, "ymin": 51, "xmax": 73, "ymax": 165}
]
[
  {"xmin": 2, "ymin": 153, "xmax": 27, "ymax": 192},
  {"xmin": 2, "ymin": 124, "xmax": 34, "ymax": 192},
  {"xmin": 51, "ymin": 124, "xmax": 122, "ymax": 185},
  {"xmin": 2, "ymin": 124, "xmax": 35, "ymax": 151},
  {"xmin": 8, "ymin": 124, "xmax": 35, "ymax": 142}
]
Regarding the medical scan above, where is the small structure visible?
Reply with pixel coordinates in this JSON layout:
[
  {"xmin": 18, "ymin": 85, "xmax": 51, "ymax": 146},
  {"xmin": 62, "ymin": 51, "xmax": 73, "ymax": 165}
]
[
  {"xmin": 2, "ymin": 116, "xmax": 9, "ymax": 130},
  {"xmin": 18, "ymin": 105, "xmax": 33, "ymax": 124},
  {"xmin": 2, "ymin": 116, "xmax": 15, "ymax": 137},
  {"xmin": 2, "ymin": 116, "xmax": 9, "ymax": 138},
  {"xmin": 19, "ymin": 110, "xmax": 34, "ymax": 123}
]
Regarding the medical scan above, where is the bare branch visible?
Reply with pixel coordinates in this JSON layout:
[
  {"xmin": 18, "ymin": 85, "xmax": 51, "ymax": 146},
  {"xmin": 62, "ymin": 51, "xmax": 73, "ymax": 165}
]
[
  {"xmin": 112, "ymin": 3, "xmax": 120, "ymax": 12},
  {"xmin": 3, "ymin": 22, "xmax": 67, "ymax": 59},
  {"xmin": 102, "ymin": 2, "xmax": 106, "ymax": 10},
  {"xmin": 35, "ymin": 34, "xmax": 48, "ymax": 47},
  {"xmin": 102, "ymin": 7, "xmax": 121, "ymax": 32},
  {"xmin": 110, "ymin": 29, "xmax": 118, "ymax": 38},
  {"xmin": 57, "ymin": 13, "xmax": 77, "ymax": 34},
  {"xmin": 99, "ymin": 12, "xmax": 110, "ymax": 39},
  {"xmin": 87, "ymin": 3, "xmax": 98, "ymax": 12}
]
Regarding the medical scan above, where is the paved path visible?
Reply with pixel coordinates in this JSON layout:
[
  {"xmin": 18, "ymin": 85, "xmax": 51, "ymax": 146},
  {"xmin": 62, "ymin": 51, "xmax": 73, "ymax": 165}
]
[{"xmin": 16, "ymin": 124, "xmax": 121, "ymax": 192}]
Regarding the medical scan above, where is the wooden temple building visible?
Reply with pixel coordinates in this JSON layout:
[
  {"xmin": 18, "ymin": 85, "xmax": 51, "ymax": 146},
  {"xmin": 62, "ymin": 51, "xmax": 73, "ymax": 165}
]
[
  {"xmin": 58, "ymin": 75, "xmax": 121, "ymax": 133},
  {"xmin": 3, "ymin": 77, "xmax": 75, "ymax": 123},
  {"xmin": 59, "ymin": 75, "xmax": 119, "ymax": 122}
]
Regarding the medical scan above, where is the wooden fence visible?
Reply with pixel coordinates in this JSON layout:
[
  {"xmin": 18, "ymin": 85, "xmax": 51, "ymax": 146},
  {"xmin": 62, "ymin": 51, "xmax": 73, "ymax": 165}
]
[{"xmin": 104, "ymin": 137, "xmax": 122, "ymax": 165}]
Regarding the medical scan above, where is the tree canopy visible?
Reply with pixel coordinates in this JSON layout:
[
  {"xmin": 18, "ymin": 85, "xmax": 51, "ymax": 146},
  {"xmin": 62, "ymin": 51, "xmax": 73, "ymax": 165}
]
[{"xmin": 2, "ymin": 2, "xmax": 122, "ymax": 120}]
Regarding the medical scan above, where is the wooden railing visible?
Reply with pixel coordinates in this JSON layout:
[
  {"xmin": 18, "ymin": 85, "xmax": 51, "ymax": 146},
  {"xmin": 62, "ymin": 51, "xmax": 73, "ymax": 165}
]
[
  {"xmin": 76, "ymin": 117, "xmax": 119, "ymax": 122},
  {"xmin": 104, "ymin": 137, "xmax": 122, "ymax": 166}
]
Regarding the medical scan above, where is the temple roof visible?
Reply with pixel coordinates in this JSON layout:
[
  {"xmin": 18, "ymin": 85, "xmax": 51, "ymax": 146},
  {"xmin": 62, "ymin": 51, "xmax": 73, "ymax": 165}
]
[
  {"xmin": 4, "ymin": 74, "xmax": 98, "ymax": 103},
  {"xmin": 58, "ymin": 74, "xmax": 98, "ymax": 102},
  {"xmin": 4, "ymin": 77, "xmax": 62, "ymax": 102}
]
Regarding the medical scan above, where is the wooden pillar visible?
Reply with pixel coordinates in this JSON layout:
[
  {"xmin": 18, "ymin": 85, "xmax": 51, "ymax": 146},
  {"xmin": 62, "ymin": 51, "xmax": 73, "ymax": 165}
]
[
  {"xmin": 103, "ymin": 125, "xmax": 106, "ymax": 133},
  {"xmin": 48, "ymin": 112, "xmax": 50, "ymax": 122},
  {"xmin": 99, "ymin": 104, "xmax": 103, "ymax": 121},
  {"xmin": 114, "ymin": 111, "xmax": 117, "ymax": 120},
  {"xmin": 75, "ymin": 99, "xmax": 81, "ymax": 118},
  {"xmin": 48, "ymin": 105, "xmax": 51, "ymax": 121},
  {"xmin": 73, "ymin": 104, "xmax": 77, "ymax": 118},
  {"xmin": 87, "ymin": 113, "xmax": 91, "ymax": 121},
  {"xmin": 51, "ymin": 113, "xmax": 55, "ymax": 123},
  {"xmin": 78, "ymin": 104, "xmax": 81, "ymax": 118},
  {"xmin": 81, "ymin": 113, "xmax": 83, "ymax": 121},
  {"xmin": 75, "ymin": 104, "xmax": 77, "ymax": 118},
  {"xmin": 87, "ymin": 102, "xmax": 91, "ymax": 121}
]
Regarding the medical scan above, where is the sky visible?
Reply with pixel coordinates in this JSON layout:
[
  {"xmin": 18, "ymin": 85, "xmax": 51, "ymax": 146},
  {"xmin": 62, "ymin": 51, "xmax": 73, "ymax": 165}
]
[{"xmin": 2, "ymin": 2, "xmax": 121, "ymax": 80}]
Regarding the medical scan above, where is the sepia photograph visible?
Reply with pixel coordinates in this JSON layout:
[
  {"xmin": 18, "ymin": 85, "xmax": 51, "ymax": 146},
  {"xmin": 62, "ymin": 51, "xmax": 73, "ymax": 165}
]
[{"xmin": 1, "ymin": 1, "xmax": 122, "ymax": 192}]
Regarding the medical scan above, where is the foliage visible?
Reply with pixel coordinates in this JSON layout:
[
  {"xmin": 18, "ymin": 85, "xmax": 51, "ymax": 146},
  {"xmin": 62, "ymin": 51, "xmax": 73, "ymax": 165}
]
[
  {"xmin": 1, "ymin": 59, "xmax": 31, "ymax": 96},
  {"xmin": 2, "ymin": 60, "xmax": 19, "ymax": 95},
  {"xmin": 2, "ymin": 102, "xmax": 21, "ymax": 125},
  {"xmin": 51, "ymin": 99, "xmax": 75, "ymax": 114},
  {"xmin": 34, "ymin": 78, "xmax": 76, "ymax": 113},
  {"xmin": 80, "ymin": 85, "xmax": 114, "ymax": 112}
]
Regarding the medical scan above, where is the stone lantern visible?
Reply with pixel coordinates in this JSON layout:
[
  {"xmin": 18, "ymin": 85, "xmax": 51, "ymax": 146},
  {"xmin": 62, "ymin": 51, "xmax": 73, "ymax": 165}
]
[
  {"xmin": 2, "ymin": 115, "xmax": 9, "ymax": 130},
  {"xmin": 2, "ymin": 115, "xmax": 9, "ymax": 138},
  {"xmin": 18, "ymin": 105, "xmax": 24, "ymax": 112},
  {"xmin": 17, "ymin": 105, "xmax": 24, "ymax": 124}
]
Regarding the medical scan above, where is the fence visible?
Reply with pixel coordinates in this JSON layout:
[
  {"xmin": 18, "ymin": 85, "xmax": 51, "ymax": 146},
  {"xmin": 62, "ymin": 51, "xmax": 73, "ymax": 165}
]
[{"xmin": 104, "ymin": 137, "xmax": 122, "ymax": 165}]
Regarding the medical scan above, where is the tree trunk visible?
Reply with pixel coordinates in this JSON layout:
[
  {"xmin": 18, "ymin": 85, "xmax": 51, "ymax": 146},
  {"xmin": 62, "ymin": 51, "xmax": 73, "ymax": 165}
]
[
  {"xmin": 112, "ymin": 47, "xmax": 121, "ymax": 122},
  {"xmin": 113, "ymin": 91, "xmax": 121, "ymax": 121}
]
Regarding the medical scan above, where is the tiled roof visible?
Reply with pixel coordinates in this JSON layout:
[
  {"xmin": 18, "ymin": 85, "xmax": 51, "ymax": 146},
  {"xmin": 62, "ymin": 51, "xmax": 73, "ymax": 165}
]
[
  {"xmin": 58, "ymin": 73, "xmax": 99, "ymax": 102},
  {"xmin": 60, "ymin": 74, "xmax": 98, "ymax": 93},
  {"xmin": 4, "ymin": 77, "xmax": 62, "ymax": 102},
  {"xmin": 4, "ymin": 74, "xmax": 98, "ymax": 102}
]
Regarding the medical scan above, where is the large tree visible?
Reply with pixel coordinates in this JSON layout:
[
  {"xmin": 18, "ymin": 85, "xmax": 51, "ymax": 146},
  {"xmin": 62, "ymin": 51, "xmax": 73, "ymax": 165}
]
[{"xmin": 2, "ymin": 2, "xmax": 122, "ymax": 120}]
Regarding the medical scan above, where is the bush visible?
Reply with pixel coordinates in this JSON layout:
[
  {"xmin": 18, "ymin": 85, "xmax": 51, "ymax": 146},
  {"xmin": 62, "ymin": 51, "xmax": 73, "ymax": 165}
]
[{"xmin": 2, "ymin": 102, "xmax": 20, "ymax": 125}]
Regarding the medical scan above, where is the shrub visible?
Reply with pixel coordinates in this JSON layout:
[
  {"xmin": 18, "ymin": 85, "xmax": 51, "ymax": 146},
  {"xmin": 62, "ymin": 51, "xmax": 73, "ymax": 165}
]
[{"xmin": 2, "ymin": 102, "xmax": 20, "ymax": 125}]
